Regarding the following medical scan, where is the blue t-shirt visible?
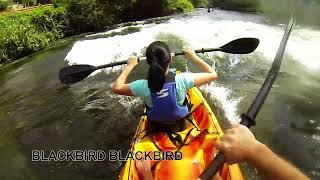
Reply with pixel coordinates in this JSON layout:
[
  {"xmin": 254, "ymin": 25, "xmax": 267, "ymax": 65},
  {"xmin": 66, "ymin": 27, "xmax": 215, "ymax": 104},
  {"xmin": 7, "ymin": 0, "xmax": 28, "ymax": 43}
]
[{"xmin": 130, "ymin": 73, "xmax": 195, "ymax": 107}]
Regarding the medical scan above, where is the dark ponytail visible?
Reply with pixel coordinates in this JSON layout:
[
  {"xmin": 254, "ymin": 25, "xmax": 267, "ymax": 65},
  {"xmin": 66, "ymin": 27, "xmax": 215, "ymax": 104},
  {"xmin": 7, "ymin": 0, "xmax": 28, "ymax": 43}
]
[{"xmin": 146, "ymin": 41, "xmax": 171, "ymax": 93}]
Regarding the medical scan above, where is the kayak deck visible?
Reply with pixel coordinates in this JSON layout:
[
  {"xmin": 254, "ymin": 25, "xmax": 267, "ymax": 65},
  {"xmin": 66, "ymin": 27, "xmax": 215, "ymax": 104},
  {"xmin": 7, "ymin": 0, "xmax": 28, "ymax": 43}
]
[{"xmin": 119, "ymin": 87, "xmax": 243, "ymax": 180}]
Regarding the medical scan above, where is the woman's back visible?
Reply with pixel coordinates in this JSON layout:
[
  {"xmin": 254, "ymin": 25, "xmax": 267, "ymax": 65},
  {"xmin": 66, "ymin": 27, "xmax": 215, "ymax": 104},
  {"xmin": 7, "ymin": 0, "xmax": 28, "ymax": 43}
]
[
  {"xmin": 112, "ymin": 41, "xmax": 217, "ymax": 122},
  {"xmin": 129, "ymin": 71, "xmax": 195, "ymax": 107}
]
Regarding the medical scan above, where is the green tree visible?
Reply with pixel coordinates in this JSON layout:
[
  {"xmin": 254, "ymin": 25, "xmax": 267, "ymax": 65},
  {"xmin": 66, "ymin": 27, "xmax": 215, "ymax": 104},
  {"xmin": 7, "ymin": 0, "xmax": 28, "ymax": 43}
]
[
  {"xmin": 167, "ymin": 0, "xmax": 194, "ymax": 13},
  {"xmin": 208, "ymin": 0, "xmax": 259, "ymax": 12},
  {"xmin": 0, "ymin": 0, "xmax": 11, "ymax": 11},
  {"xmin": 131, "ymin": 0, "xmax": 168, "ymax": 18},
  {"xmin": 21, "ymin": 0, "xmax": 36, "ymax": 7},
  {"xmin": 52, "ymin": 0, "xmax": 68, "ymax": 8},
  {"xmin": 66, "ymin": 0, "xmax": 119, "ymax": 33},
  {"xmin": 190, "ymin": 0, "xmax": 207, "ymax": 7}
]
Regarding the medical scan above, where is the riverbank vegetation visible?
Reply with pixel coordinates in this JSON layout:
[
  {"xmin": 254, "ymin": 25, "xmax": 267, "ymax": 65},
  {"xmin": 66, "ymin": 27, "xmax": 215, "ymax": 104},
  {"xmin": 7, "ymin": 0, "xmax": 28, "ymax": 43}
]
[
  {"xmin": 208, "ymin": 0, "xmax": 259, "ymax": 12},
  {"xmin": 0, "ymin": 0, "xmax": 11, "ymax": 11},
  {"xmin": 0, "ymin": 0, "xmax": 196, "ymax": 63},
  {"xmin": 1, "ymin": 0, "xmax": 320, "ymax": 64},
  {"xmin": 0, "ymin": 6, "xmax": 69, "ymax": 63}
]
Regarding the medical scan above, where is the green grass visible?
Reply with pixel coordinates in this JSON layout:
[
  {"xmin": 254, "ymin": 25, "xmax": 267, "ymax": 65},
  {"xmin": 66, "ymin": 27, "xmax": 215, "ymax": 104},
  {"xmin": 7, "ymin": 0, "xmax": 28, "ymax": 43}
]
[{"xmin": 0, "ymin": 6, "xmax": 69, "ymax": 63}]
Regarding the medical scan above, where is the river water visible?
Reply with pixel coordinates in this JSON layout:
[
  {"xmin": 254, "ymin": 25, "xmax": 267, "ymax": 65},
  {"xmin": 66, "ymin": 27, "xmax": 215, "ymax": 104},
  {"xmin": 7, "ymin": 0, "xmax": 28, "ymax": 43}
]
[{"xmin": 0, "ymin": 9, "xmax": 319, "ymax": 180}]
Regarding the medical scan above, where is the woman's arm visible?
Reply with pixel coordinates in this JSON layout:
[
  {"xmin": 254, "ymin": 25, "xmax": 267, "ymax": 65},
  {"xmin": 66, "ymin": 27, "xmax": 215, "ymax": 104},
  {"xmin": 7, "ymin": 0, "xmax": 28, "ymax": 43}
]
[
  {"xmin": 216, "ymin": 124, "xmax": 309, "ymax": 180},
  {"xmin": 183, "ymin": 48, "xmax": 217, "ymax": 87},
  {"xmin": 112, "ymin": 57, "xmax": 138, "ymax": 96}
]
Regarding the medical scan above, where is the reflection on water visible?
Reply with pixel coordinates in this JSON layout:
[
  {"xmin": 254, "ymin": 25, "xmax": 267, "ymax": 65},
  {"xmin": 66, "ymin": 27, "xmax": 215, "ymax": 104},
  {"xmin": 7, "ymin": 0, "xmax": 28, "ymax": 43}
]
[{"xmin": 0, "ymin": 9, "xmax": 319, "ymax": 180}]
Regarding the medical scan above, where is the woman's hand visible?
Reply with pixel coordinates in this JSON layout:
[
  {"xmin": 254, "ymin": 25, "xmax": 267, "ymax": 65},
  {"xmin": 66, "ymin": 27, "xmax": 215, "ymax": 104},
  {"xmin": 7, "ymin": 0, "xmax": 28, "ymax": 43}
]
[
  {"xmin": 183, "ymin": 48, "xmax": 198, "ymax": 60},
  {"xmin": 127, "ymin": 56, "xmax": 139, "ymax": 67}
]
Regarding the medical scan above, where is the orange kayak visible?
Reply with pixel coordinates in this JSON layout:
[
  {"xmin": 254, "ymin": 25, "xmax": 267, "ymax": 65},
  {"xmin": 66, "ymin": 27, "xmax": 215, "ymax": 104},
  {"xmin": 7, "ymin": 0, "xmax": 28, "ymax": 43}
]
[{"xmin": 119, "ymin": 86, "xmax": 244, "ymax": 180}]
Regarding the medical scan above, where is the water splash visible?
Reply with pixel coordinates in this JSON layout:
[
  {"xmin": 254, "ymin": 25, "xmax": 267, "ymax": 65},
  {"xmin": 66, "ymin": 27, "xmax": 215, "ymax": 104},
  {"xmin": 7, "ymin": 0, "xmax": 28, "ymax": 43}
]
[
  {"xmin": 228, "ymin": 54, "xmax": 241, "ymax": 68},
  {"xmin": 200, "ymin": 83, "xmax": 242, "ymax": 124},
  {"xmin": 64, "ymin": 9, "xmax": 320, "ymax": 124},
  {"xmin": 66, "ymin": 10, "xmax": 320, "ymax": 71}
]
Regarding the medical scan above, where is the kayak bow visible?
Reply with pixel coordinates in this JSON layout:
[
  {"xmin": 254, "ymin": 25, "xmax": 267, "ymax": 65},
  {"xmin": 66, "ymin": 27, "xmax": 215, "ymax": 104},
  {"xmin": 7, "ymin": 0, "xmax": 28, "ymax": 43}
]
[{"xmin": 119, "ymin": 85, "xmax": 244, "ymax": 180}]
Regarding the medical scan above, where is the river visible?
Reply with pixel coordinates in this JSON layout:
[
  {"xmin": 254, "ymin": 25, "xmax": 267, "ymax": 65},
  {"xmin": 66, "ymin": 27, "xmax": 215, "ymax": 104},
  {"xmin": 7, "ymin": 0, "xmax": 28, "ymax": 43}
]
[{"xmin": 0, "ymin": 9, "xmax": 319, "ymax": 180}]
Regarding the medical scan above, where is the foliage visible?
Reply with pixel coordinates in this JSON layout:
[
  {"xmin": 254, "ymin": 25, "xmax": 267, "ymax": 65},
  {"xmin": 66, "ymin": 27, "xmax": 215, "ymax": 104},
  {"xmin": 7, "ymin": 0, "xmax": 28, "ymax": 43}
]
[
  {"xmin": 0, "ymin": 7, "xmax": 69, "ymax": 62},
  {"xmin": 120, "ymin": 0, "xmax": 194, "ymax": 21},
  {"xmin": 37, "ymin": 0, "xmax": 52, "ymax": 4},
  {"xmin": 52, "ymin": 0, "xmax": 68, "ymax": 8},
  {"xmin": 190, "ymin": 0, "xmax": 207, "ymax": 7},
  {"xmin": 207, "ymin": 0, "xmax": 259, "ymax": 12},
  {"xmin": 122, "ymin": 0, "xmax": 167, "ymax": 20},
  {"xmin": 167, "ymin": 0, "xmax": 194, "ymax": 13},
  {"xmin": 31, "ymin": 7, "xmax": 69, "ymax": 36},
  {"xmin": 0, "ymin": 0, "xmax": 11, "ymax": 11},
  {"xmin": 21, "ymin": 0, "xmax": 36, "ymax": 7},
  {"xmin": 1, "ymin": 0, "xmax": 196, "ymax": 63},
  {"xmin": 66, "ymin": 0, "xmax": 125, "ymax": 33},
  {"xmin": 1, "ymin": 24, "xmax": 51, "ymax": 61}
]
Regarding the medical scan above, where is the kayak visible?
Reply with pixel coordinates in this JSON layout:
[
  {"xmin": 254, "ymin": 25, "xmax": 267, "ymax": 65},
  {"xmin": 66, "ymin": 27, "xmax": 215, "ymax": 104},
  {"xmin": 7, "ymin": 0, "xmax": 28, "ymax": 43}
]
[{"xmin": 119, "ymin": 85, "xmax": 244, "ymax": 180}]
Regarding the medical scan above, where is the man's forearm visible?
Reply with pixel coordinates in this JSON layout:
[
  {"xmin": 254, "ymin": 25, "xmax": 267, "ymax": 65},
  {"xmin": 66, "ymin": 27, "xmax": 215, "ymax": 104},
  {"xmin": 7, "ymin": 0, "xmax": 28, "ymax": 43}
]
[{"xmin": 249, "ymin": 143, "xmax": 308, "ymax": 180}]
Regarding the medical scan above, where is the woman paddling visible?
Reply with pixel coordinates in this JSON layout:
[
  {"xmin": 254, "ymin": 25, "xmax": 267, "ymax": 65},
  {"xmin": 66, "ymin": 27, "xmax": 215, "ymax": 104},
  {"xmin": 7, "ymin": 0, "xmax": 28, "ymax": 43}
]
[
  {"xmin": 112, "ymin": 41, "xmax": 217, "ymax": 120},
  {"xmin": 112, "ymin": 41, "xmax": 218, "ymax": 179},
  {"xmin": 113, "ymin": 41, "xmax": 217, "ymax": 133}
]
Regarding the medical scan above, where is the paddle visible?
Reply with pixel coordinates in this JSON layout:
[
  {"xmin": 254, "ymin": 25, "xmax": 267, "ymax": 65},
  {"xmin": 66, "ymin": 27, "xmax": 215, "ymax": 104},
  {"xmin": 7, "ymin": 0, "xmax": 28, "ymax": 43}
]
[
  {"xmin": 59, "ymin": 37, "xmax": 259, "ymax": 85},
  {"xmin": 198, "ymin": 18, "xmax": 295, "ymax": 180}
]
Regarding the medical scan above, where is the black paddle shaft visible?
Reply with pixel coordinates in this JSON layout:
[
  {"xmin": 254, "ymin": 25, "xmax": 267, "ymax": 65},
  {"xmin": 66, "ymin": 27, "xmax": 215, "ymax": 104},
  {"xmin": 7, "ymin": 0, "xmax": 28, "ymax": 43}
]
[
  {"xmin": 198, "ymin": 18, "xmax": 295, "ymax": 180},
  {"xmin": 175, "ymin": 38, "xmax": 259, "ymax": 56},
  {"xmin": 97, "ymin": 38, "xmax": 258, "ymax": 70},
  {"xmin": 97, "ymin": 60, "xmax": 129, "ymax": 69},
  {"xmin": 59, "ymin": 37, "xmax": 259, "ymax": 85},
  {"xmin": 97, "ymin": 38, "xmax": 259, "ymax": 69}
]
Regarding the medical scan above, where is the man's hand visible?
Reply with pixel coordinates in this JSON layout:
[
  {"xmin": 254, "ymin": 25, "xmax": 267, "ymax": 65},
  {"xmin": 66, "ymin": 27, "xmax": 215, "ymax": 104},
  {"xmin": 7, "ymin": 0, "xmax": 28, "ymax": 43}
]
[
  {"xmin": 215, "ymin": 124, "xmax": 309, "ymax": 180},
  {"xmin": 127, "ymin": 56, "xmax": 139, "ymax": 67},
  {"xmin": 215, "ymin": 124, "xmax": 262, "ymax": 164}
]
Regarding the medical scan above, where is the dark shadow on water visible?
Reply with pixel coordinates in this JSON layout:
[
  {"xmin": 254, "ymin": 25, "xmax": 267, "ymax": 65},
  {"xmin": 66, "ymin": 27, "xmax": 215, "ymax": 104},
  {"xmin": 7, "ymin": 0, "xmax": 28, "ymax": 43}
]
[{"xmin": 0, "ymin": 35, "xmax": 148, "ymax": 179}]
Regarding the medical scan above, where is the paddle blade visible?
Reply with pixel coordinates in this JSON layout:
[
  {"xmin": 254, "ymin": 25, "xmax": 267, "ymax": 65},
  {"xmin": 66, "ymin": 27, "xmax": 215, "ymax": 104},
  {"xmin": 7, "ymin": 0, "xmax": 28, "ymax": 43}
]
[
  {"xmin": 59, "ymin": 65, "xmax": 97, "ymax": 85},
  {"xmin": 220, "ymin": 38, "xmax": 259, "ymax": 54}
]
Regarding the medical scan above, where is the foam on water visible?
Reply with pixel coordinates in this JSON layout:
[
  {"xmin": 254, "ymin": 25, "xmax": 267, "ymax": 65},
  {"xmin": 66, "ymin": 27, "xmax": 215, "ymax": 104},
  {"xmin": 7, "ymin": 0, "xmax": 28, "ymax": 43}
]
[
  {"xmin": 200, "ymin": 83, "xmax": 242, "ymax": 124},
  {"xmin": 65, "ymin": 9, "xmax": 320, "ymax": 123},
  {"xmin": 66, "ymin": 11, "xmax": 320, "ymax": 70}
]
